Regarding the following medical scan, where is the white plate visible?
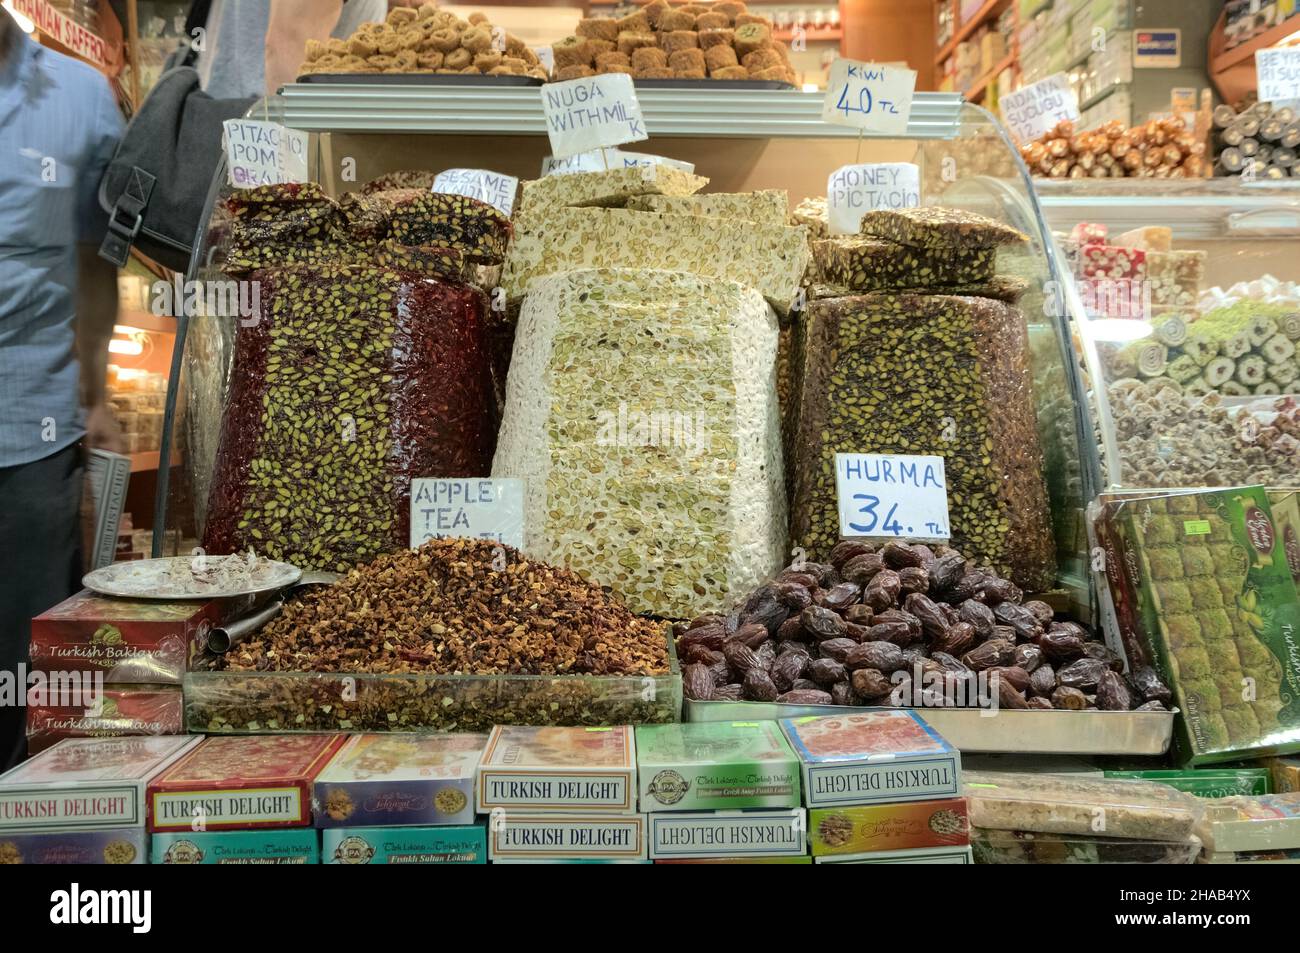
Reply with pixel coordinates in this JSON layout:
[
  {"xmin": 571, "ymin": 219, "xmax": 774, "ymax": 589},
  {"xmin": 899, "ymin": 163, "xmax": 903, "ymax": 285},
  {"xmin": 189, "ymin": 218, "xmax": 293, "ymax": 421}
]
[{"xmin": 83, "ymin": 555, "xmax": 302, "ymax": 600}]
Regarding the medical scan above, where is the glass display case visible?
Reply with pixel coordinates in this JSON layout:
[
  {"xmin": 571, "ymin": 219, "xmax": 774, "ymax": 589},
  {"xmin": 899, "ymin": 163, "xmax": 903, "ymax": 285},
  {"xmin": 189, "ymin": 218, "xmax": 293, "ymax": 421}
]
[{"xmin": 1033, "ymin": 178, "xmax": 1300, "ymax": 492}]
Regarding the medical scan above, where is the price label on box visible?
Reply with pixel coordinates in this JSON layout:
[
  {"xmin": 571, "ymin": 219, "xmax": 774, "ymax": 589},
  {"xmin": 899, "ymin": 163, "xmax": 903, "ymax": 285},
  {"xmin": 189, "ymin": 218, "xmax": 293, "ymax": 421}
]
[
  {"xmin": 223, "ymin": 120, "xmax": 308, "ymax": 189},
  {"xmin": 822, "ymin": 59, "xmax": 917, "ymax": 135},
  {"xmin": 999, "ymin": 73, "xmax": 1080, "ymax": 143},
  {"xmin": 1256, "ymin": 48, "xmax": 1300, "ymax": 106},
  {"xmin": 432, "ymin": 168, "xmax": 519, "ymax": 216},
  {"xmin": 541, "ymin": 73, "xmax": 648, "ymax": 159},
  {"xmin": 410, "ymin": 478, "xmax": 524, "ymax": 549},
  {"xmin": 827, "ymin": 162, "xmax": 920, "ymax": 235},
  {"xmin": 835, "ymin": 453, "xmax": 950, "ymax": 540}
]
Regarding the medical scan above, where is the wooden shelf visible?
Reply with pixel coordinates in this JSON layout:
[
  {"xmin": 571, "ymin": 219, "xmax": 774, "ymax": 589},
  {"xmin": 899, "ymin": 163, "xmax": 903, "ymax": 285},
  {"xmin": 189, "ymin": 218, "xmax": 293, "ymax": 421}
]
[
  {"xmin": 1210, "ymin": 14, "xmax": 1300, "ymax": 75},
  {"xmin": 935, "ymin": 0, "xmax": 1012, "ymax": 65},
  {"xmin": 964, "ymin": 50, "xmax": 1016, "ymax": 101}
]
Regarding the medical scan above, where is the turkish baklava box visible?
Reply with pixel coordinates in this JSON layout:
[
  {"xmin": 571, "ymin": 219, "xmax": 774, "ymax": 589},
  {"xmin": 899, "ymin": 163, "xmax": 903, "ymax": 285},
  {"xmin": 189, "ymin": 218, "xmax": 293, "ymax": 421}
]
[
  {"xmin": 476, "ymin": 725, "xmax": 637, "ymax": 813},
  {"xmin": 313, "ymin": 733, "xmax": 486, "ymax": 828},
  {"xmin": 486, "ymin": 811, "xmax": 647, "ymax": 861},
  {"xmin": 648, "ymin": 809, "xmax": 807, "ymax": 859},
  {"xmin": 322, "ymin": 824, "xmax": 486, "ymax": 864},
  {"xmin": 30, "ymin": 591, "xmax": 249, "ymax": 684},
  {"xmin": 808, "ymin": 797, "xmax": 971, "ymax": 857},
  {"xmin": 813, "ymin": 845, "xmax": 974, "ymax": 864},
  {"xmin": 0, "ymin": 735, "xmax": 200, "ymax": 833},
  {"xmin": 0, "ymin": 828, "xmax": 147, "ymax": 865},
  {"xmin": 635, "ymin": 721, "xmax": 801, "ymax": 812},
  {"xmin": 152, "ymin": 828, "xmax": 319, "ymax": 864},
  {"xmin": 1107, "ymin": 487, "xmax": 1300, "ymax": 764},
  {"xmin": 147, "ymin": 734, "xmax": 346, "ymax": 832},
  {"xmin": 780, "ymin": 711, "xmax": 961, "ymax": 808},
  {"xmin": 26, "ymin": 685, "xmax": 183, "ymax": 755}
]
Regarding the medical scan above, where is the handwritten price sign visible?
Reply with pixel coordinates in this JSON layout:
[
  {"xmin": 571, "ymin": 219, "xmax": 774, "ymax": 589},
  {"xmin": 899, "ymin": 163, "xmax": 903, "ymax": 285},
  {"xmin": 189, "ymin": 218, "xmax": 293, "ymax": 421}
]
[
  {"xmin": 835, "ymin": 453, "xmax": 950, "ymax": 541},
  {"xmin": 541, "ymin": 73, "xmax": 648, "ymax": 159},
  {"xmin": 822, "ymin": 59, "xmax": 917, "ymax": 135},
  {"xmin": 999, "ymin": 73, "xmax": 1080, "ymax": 143}
]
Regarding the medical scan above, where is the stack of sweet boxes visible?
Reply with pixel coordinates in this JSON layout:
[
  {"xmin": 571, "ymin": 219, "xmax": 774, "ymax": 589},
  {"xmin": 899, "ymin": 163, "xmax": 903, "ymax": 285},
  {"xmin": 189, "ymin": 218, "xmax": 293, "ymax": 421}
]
[
  {"xmin": 784, "ymin": 710, "xmax": 972, "ymax": 864},
  {"xmin": 312, "ymin": 733, "xmax": 488, "ymax": 865},
  {"xmin": 479, "ymin": 725, "xmax": 650, "ymax": 863},
  {"xmin": 0, "ymin": 735, "xmax": 199, "ymax": 865},
  {"xmin": 639, "ymin": 722, "xmax": 808, "ymax": 864},
  {"xmin": 146, "ymin": 734, "xmax": 346, "ymax": 864}
]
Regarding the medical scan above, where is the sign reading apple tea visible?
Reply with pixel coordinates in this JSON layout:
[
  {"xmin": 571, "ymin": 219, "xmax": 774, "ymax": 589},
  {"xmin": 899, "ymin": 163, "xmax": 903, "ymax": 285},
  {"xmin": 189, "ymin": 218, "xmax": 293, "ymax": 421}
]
[
  {"xmin": 822, "ymin": 58, "xmax": 917, "ymax": 135},
  {"xmin": 224, "ymin": 120, "xmax": 309, "ymax": 189},
  {"xmin": 432, "ymin": 168, "xmax": 519, "ymax": 216},
  {"xmin": 410, "ymin": 478, "xmax": 524, "ymax": 549},
  {"xmin": 541, "ymin": 73, "xmax": 648, "ymax": 159},
  {"xmin": 827, "ymin": 162, "xmax": 920, "ymax": 235},
  {"xmin": 835, "ymin": 453, "xmax": 950, "ymax": 540}
]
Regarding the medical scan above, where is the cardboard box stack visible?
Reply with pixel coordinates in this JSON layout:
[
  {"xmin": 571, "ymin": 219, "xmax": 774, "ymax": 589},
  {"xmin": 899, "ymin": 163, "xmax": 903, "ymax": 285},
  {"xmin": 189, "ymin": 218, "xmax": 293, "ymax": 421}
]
[
  {"xmin": 781, "ymin": 711, "xmax": 971, "ymax": 864},
  {"xmin": 313, "ymin": 733, "xmax": 488, "ymax": 865},
  {"xmin": 637, "ymin": 721, "xmax": 809, "ymax": 864},
  {"xmin": 0, "ymin": 735, "xmax": 199, "ymax": 864},
  {"xmin": 479, "ymin": 725, "xmax": 648, "ymax": 863},
  {"xmin": 146, "ymin": 734, "xmax": 345, "ymax": 864}
]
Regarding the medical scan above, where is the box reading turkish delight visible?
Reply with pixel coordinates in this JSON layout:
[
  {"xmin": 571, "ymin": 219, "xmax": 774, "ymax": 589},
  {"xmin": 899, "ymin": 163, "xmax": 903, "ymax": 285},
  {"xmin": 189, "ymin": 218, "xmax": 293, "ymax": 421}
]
[
  {"xmin": 0, "ymin": 735, "xmax": 200, "ymax": 833},
  {"xmin": 808, "ymin": 798, "xmax": 970, "ymax": 857},
  {"xmin": 147, "ymin": 734, "xmax": 346, "ymax": 832},
  {"xmin": 0, "ymin": 827, "xmax": 146, "ymax": 864},
  {"xmin": 648, "ymin": 809, "xmax": 807, "ymax": 859},
  {"xmin": 635, "ymin": 721, "xmax": 801, "ymax": 812},
  {"xmin": 152, "ymin": 828, "xmax": 319, "ymax": 864},
  {"xmin": 781, "ymin": 711, "xmax": 961, "ymax": 808},
  {"xmin": 30, "ymin": 591, "xmax": 247, "ymax": 684},
  {"xmin": 322, "ymin": 824, "xmax": 486, "ymax": 864},
  {"xmin": 476, "ymin": 725, "xmax": 637, "ymax": 813},
  {"xmin": 487, "ymin": 811, "xmax": 647, "ymax": 861},
  {"xmin": 313, "ymin": 733, "xmax": 485, "ymax": 828}
]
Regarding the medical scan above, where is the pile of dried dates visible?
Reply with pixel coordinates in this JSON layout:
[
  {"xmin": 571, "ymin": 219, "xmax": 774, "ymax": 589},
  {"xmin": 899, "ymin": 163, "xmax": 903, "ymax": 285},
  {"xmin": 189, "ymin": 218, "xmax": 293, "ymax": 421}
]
[{"xmin": 676, "ymin": 541, "xmax": 1173, "ymax": 711}]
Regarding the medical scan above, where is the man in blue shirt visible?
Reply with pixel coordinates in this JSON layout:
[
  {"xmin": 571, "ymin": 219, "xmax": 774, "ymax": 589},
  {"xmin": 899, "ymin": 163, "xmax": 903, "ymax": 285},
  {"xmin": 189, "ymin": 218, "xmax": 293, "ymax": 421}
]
[{"xmin": 0, "ymin": 10, "xmax": 124, "ymax": 768}]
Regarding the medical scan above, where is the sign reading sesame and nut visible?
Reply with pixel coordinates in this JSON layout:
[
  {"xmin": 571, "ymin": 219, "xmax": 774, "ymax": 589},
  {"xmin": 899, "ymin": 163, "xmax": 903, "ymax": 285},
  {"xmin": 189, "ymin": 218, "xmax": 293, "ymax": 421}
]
[
  {"xmin": 223, "ymin": 120, "xmax": 309, "ymax": 189},
  {"xmin": 410, "ymin": 479, "xmax": 524, "ymax": 548},
  {"xmin": 827, "ymin": 163, "xmax": 920, "ymax": 235},
  {"xmin": 541, "ymin": 73, "xmax": 648, "ymax": 159},
  {"xmin": 822, "ymin": 59, "xmax": 917, "ymax": 135},
  {"xmin": 835, "ymin": 453, "xmax": 950, "ymax": 540},
  {"xmin": 999, "ymin": 73, "xmax": 1079, "ymax": 143},
  {"xmin": 431, "ymin": 168, "xmax": 519, "ymax": 216}
]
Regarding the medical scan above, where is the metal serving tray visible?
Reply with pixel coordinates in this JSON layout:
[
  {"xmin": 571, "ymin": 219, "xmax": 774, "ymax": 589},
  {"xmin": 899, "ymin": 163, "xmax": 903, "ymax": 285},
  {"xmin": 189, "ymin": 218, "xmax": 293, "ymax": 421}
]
[{"xmin": 685, "ymin": 700, "xmax": 1176, "ymax": 755}]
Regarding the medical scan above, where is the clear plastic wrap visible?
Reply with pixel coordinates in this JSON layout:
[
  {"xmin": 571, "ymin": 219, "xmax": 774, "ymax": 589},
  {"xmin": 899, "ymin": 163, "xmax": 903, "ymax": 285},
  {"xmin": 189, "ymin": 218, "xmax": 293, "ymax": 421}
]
[
  {"xmin": 787, "ymin": 293, "xmax": 1056, "ymax": 591},
  {"xmin": 202, "ymin": 264, "xmax": 497, "ymax": 571},
  {"xmin": 492, "ymin": 268, "xmax": 787, "ymax": 619},
  {"xmin": 972, "ymin": 828, "xmax": 1202, "ymax": 864},
  {"xmin": 1195, "ymin": 791, "xmax": 1300, "ymax": 854}
]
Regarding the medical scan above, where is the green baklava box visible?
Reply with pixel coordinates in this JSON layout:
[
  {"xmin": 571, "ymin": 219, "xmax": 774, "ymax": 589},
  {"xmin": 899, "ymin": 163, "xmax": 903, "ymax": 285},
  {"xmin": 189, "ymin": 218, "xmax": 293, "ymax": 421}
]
[
  {"xmin": 635, "ymin": 721, "xmax": 802, "ymax": 812},
  {"xmin": 1112, "ymin": 486, "xmax": 1300, "ymax": 765},
  {"xmin": 1104, "ymin": 768, "xmax": 1271, "ymax": 798}
]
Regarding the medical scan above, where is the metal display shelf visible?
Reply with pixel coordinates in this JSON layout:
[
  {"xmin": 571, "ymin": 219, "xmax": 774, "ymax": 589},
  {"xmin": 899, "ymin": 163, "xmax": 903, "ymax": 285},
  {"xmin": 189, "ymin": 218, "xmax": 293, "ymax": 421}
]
[{"xmin": 274, "ymin": 84, "xmax": 966, "ymax": 139}]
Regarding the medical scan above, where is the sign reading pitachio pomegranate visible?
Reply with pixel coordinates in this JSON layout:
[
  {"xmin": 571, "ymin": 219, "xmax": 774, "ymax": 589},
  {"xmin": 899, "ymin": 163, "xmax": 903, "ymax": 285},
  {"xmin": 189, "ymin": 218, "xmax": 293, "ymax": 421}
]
[{"xmin": 11, "ymin": 0, "xmax": 108, "ymax": 66}]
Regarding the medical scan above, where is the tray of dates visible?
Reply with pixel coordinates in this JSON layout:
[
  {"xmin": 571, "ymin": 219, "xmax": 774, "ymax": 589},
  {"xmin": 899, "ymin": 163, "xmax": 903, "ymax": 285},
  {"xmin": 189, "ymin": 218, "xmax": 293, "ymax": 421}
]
[{"xmin": 677, "ymin": 541, "xmax": 1177, "ymax": 756}]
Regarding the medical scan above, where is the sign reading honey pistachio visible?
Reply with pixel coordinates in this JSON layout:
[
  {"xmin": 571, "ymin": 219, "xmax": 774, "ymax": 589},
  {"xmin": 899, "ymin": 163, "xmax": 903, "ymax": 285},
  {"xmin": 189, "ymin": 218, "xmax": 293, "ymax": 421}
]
[
  {"xmin": 1256, "ymin": 47, "xmax": 1300, "ymax": 106},
  {"xmin": 827, "ymin": 163, "xmax": 920, "ymax": 235},
  {"xmin": 999, "ymin": 73, "xmax": 1079, "ymax": 143},
  {"xmin": 541, "ymin": 73, "xmax": 648, "ymax": 159},
  {"xmin": 835, "ymin": 453, "xmax": 950, "ymax": 540},
  {"xmin": 410, "ymin": 478, "xmax": 524, "ymax": 548},
  {"xmin": 224, "ymin": 120, "xmax": 309, "ymax": 189},
  {"xmin": 822, "ymin": 58, "xmax": 917, "ymax": 135},
  {"xmin": 432, "ymin": 168, "xmax": 519, "ymax": 216}
]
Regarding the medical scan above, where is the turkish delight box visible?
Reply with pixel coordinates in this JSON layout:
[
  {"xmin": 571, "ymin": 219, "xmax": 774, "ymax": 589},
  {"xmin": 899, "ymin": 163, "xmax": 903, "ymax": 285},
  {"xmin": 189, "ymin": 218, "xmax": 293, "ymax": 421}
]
[
  {"xmin": 1265, "ymin": 755, "xmax": 1300, "ymax": 792},
  {"xmin": 814, "ymin": 845, "xmax": 974, "ymax": 864},
  {"xmin": 0, "ymin": 735, "xmax": 200, "ymax": 833},
  {"xmin": 808, "ymin": 797, "xmax": 970, "ymax": 856},
  {"xmin": 780, "ymin": 711, "xmax": 961, "ymax": 808},
  {"xmin": 476, "ymin": 725, "xmax": 637, "ymax": 813},
  {"xmin": 1104, "ymin": 768, "xmax": 1270, "ymax": 798},
  {"xmin": 26, "ymin": 685, "xmax": 183, "ymax": 755},
  {"xmin": 147, "ymin": 734, "xmax": 346, "ymax": 832},
  {"xmin": 648, "ymin": 809, "xmax": 807, "ymax": 859},
  {"xmin": 1194, "ymin": 792, "xmax": 1300, "ymax": 853},
  {"xmin": 30, "ymin": 591, "xmax": 247, "ymax": 684},
  {"xmin": 313, "ymin": 733, "xmax": 486, "ymax": 828},
  {"xmin": 0, "ymin": 827, "xmax": 146, "ymax": 864},
  {"xmin": 152, "ymin": 828, "xmax": 319, "ymax": 864},
  {"xmin": 487, "ymin": 811, "xmax": 648, "ymax": 861},
  {"xmin": 635, "ymin": 721, "xmax": 801, "ymax": 812},
  {"xmin": 1106, "ymin": 487, "xmax": 1300, "ymax": 765},
  {"xmin": 322, "ymin": 824, "xmax": 486, "ymax": 864}
]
